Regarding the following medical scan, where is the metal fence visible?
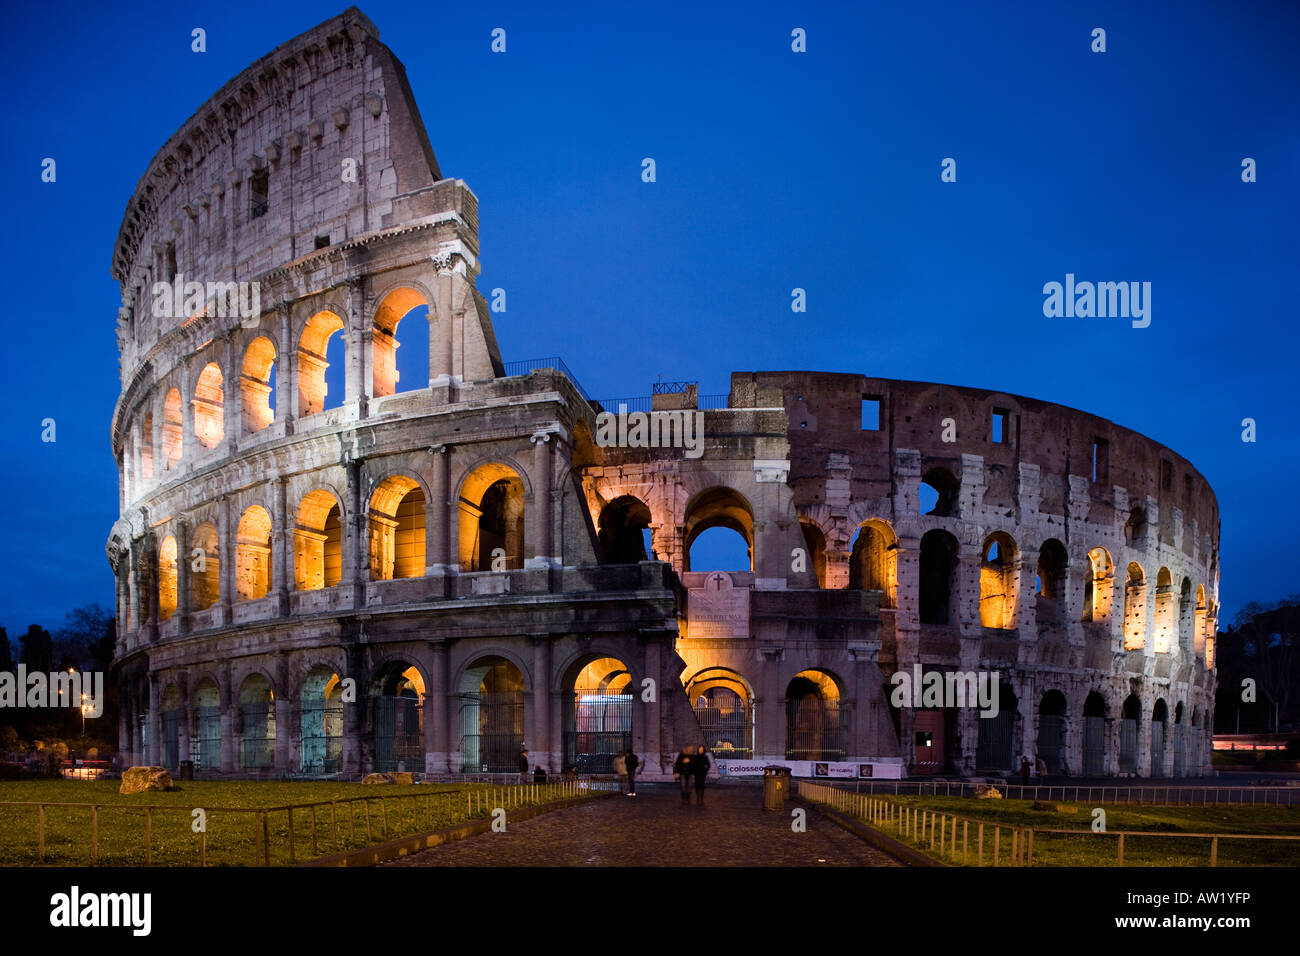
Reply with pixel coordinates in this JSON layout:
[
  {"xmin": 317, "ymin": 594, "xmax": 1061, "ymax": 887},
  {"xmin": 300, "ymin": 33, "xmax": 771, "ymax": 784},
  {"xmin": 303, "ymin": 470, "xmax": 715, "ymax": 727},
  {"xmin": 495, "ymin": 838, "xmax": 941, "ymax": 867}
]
[
  {"xmin": 0, "ymin": 779, "xmax": 600, "ymax": 867},
  {"xmin": 798, "ymin": 780, "xmax": 1300, "ymax": 867},
  {"xmin": 502, "ymin": 357, "xmax": 592, "ymax": 401},
  {"xmin": 826, "ymin": 778, "xmax": 1300, "ymax": 806}
]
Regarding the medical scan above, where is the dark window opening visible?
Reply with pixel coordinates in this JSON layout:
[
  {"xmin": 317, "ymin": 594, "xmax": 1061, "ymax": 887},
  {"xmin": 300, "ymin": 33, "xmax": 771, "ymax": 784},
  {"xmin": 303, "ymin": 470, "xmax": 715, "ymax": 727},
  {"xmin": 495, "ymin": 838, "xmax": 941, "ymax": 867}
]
[
  {"xmin": 861, "ymin": 395, "xmax": 881, "ymax": 431},
  {"xmin": 1092, "ymin": 437, "xmax": 1109, "ymax": 484},
  {"xmin": 991, "ymin": 408, "xmax": 1009, "ymax": 444},
  {"xmin": 250, "ymin": 170, "xmax": 269, "ymax": 219},
  {"xmin": 314, "ymin": 235, "xmax": 330, "ymax": 250},
  {"xmin": 1183, "ymin": 474, "xmax": 1193, "ymax": 503},
  {"xmin": 1160, "ymin": 459, "xmax": 1173, "ymax": 492}
]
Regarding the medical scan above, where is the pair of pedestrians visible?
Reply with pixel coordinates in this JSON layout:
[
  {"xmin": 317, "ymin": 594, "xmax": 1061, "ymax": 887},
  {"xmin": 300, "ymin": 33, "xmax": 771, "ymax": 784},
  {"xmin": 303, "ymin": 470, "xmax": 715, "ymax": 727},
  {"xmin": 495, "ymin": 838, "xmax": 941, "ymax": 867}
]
[{"xmin": 673, "ymin": 745, "xmax": 711, "ymax": 805}]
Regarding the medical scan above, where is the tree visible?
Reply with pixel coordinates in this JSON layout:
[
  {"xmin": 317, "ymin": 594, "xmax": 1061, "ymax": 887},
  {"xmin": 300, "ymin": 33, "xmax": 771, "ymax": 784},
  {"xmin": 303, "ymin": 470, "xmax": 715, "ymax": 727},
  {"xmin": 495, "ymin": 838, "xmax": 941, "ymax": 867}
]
[
  {"xmin": 1232, "ymin": 597, "xmax": 1300, "ymax": 733},
  {"xmin": 0, "ymin": 627, "xmax": 12, "ymax": 671},
  {"xmin": 19, "ymin": 625, "xmax": 53, "ymax": 674},
  {"xmin": 54, "ymin": 604, "xmax": 113, "ymax": 671}
]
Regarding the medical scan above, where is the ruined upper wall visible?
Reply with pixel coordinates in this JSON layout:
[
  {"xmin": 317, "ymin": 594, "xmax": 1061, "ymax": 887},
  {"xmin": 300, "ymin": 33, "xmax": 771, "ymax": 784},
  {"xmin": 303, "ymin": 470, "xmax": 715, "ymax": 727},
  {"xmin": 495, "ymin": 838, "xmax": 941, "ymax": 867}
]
[
  {"xmin": 745, "ymin": 370, "xmax": 1220, "ymax": 553},
  {"xmin": 110, "ymin": 7, "xmax": 452, "ymax": 373}
]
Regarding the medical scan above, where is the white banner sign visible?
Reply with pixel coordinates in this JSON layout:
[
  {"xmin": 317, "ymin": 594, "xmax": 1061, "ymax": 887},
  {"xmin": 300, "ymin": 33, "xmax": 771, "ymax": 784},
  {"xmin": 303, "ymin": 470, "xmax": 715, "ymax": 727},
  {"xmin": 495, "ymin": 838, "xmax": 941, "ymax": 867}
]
[{"xmin": 715, "ymin": 759, "xmax": 903, "ymax": 779}]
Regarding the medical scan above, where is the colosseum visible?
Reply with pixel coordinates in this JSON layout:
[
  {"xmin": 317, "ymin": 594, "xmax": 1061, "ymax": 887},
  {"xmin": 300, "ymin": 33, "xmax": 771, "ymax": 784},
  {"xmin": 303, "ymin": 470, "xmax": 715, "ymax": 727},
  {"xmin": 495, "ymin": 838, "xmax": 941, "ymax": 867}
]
[{"xmin": 106, "ymin": 8, "xmax": 1219, "ymax": 781}]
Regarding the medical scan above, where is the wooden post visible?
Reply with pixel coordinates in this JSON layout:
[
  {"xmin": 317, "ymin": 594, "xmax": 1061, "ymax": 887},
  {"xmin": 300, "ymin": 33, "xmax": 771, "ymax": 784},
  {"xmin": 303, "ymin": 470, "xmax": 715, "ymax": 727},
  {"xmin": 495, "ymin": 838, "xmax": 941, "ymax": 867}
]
[
  {"xmin": 1209, "ymin": 836, "xmax": 1218, "ymax": 867},
  {"xmin": 349, "ymin": 800, "xmax": 356, "ymax": 842},
  {"xmin": 1117, "ymin": 832, "xmax": 1125, "ymax": 866},
  {"xmin": 288, "ymin": 807, "xmax": 296, "ymax": 863},
  {"xmin": 939, "ymin": 815, "xmax": 945, "ymax": 854},
  {"xmin": 91, "ymin": 806, "xmax": 99, "ymax": 865},
  {"xmin": 311, "ymin": 804, "xmax": 319, "ymax": 856},
  {"xmin": 978, "ymin": 823, "xmax": 984, "ymax": 867},
  {"xmin": 994, "ymin": 826, "xmax": 1000, "ymax": 866},
  {"xmin": 963, "ymin": 819, "xmax": 968, "ymax": 865},
  {"xmin": 364, "ymin": 800, "xmax": 373, "ymax": 842},
  {"xmin": 38, "ymin": 804, "xmax": 45, "ymax": 863},
  {"xmin": 1027, "ymin": 829, "xmax": 1034, "ymax": 867},
  {"xmin": 146, "ymin": 809, "xmax": 153, "ymax": 866}
]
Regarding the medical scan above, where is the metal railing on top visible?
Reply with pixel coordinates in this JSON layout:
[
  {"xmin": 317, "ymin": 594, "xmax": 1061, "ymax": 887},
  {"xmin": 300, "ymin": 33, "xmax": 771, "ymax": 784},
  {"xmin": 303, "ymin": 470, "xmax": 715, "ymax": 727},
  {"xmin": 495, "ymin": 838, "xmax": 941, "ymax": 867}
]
[{"xmin": 501, "ymin": 357, "xmax": 592, "ymax": 401}]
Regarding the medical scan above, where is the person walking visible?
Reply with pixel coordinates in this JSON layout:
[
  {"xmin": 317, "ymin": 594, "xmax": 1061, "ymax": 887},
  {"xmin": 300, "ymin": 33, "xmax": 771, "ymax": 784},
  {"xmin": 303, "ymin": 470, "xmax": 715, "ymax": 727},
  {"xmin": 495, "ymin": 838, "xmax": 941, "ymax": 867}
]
[
  {"xmin": 624, "ymin": 749, "xmax": 640, "ymax": 796},
  {"xmin": 1035, "ymin": 755, "xmax": 1048, "ymax": 779},
  {"xmin": 519, "ymin": 747, "xmax": 530, "ymax": 784},
  {"xmin": 1019, "ymin": 755, "xmax": 1031, "ymax": 787},
  {"xmin": 673, "ymin": 747, "xmax": 694, "ymax": 803},
  {"xmin": 692, "ymin": 744, "xmax": 710, "ymax": 805}
]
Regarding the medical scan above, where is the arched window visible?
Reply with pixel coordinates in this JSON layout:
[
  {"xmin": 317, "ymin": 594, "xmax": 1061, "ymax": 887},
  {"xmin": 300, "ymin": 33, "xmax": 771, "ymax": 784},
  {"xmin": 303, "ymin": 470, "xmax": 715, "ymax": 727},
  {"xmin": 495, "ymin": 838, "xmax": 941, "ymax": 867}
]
[
  {"xmin": 139, "ymin": 412, "xmax": 154, "ymax": 479},
  {"xmin": 979, "ymin": 532, "xmax": 1018, "ymax": 629},
  {"xmin": 919, "ymin": 467, "xmax": 960, "ymax": 517},
  {"xmin": 683, "ymin": 487, "xmax": 753, "ymax": 573},
  {"xmin": 373, "ymin": 288, "xmax": 431, "ymax": 397},
  {"xmin": 1153, "ymin": 568, "xmax": 1175, "ymax": 653},
  {"xmin": 162, "ymin": 388, "xmax": 183, "ymax": 469},
  {"xmin": 370, "ymin": 477, "xmax": 426, "ymax": 580},
  {"xmin": 849, "ymin": 519, "xmax": 897, "ymax": 607},
  {"xmin": 1081, "ymin": 547, "xmax": 1114, "ymax": 622},
  {"xmin": 241, "ymin": 336, "xmax": 277, "ymax": 434},
  {"xmin": 798, "ymin": 520, "xmax": 827, "ymax": 588},
  {"xmin": 459, "ymin": 465, "xmax": 526, "ymax": 572},
  {"xmin": 191, "ymin": 522, "xmax": 220, "ymax": 609},
  {"xmin": 295, "ymin": 490, "xmax": 343, "ymax": 590},
  {"xmin": 158, "ymin": 535, "xmax": 177, "ymax": 621},
  {"xmin": 236, "ymin": 506, "xmax": 272, "ymax": 601},
  {"xmin": 1123, "ymin": 563, "xmax": 1146, "ymax": 650},
  {"xmin": 918, "ymin": 530, "xmax": 959, "ymax": 625},
  {"xmin": 298, "ymin": 311, "xmax": 345, "ymax": 416},
  {"xmin": 1035, "ymin": 538, "xmax": 1069, "ymax": 626},
  {"xmin": 193, "ymin": 363, "xmax": 224, "ymax": 448},
  {"xmin": 598, "ymin": 496, "xmax": 652, "ymax": 564}
]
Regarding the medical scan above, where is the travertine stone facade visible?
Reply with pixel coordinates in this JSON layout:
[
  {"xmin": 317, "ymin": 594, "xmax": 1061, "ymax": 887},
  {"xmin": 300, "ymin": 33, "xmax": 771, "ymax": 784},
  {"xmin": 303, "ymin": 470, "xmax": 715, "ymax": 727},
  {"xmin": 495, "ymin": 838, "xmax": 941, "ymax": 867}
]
[{"xmin": 108, "ymin": 8, "xmax": 1217, "ymax": 780}]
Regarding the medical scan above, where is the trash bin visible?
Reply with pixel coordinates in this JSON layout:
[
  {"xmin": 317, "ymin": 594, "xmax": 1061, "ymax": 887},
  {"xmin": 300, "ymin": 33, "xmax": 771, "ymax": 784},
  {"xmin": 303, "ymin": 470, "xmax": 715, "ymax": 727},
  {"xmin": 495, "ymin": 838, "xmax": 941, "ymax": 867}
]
[
  {"xmin": 762, "ymin": 765, "xmax": 792, "ymax": 811},
  {"xmin": 179, "ymin": 760, "xmax": 194, "ymax": 781}
]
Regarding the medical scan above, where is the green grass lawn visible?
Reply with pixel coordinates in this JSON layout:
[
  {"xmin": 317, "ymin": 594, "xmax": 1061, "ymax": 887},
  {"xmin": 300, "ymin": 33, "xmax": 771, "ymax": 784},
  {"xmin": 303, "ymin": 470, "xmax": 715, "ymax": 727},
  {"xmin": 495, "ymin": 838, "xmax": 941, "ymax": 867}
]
[
  {"xmin": 0, "ymin": 778, "xmax": 593, "ymax": 866},
  {"xmin": 824, "ymin": 792, "xmax": 1300, "ymax": 867}
]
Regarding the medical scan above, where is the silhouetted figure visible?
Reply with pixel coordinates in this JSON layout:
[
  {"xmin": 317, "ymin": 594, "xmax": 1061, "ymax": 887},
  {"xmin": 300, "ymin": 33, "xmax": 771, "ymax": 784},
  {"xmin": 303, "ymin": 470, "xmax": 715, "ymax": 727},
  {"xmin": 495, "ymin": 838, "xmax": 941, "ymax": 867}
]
[
  {"xmin": 519, "ymin": 748, "xmax": 530, "ymax": 783},
  {"xmin": 692, "ymin": 745, "xmax": 710, "ymax": 805},
  {"xmin": 673, "ymin": 748, "xmax": 694, "ymax": 803},
  {"xmin": 533, "ymin": 765, "xmax": 546, "ymax": 784},
  {"xmin": 1019, "ymin": 756, "xmax": 1031, "ymax": 786},
  {"xmin": 624, "ymin": 749, "xmax": 640, "ymax": 796}
]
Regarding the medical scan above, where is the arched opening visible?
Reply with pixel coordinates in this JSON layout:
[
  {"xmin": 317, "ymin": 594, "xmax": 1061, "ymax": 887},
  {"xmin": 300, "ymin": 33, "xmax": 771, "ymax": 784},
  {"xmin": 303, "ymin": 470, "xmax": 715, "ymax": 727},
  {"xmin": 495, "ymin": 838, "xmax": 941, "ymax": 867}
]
[
  {"xmin": 235, "ymin": 506, "xmax": 272, "ymax": 601},
  {"xmin": 370, "ymin": 476, "xmax": 426, "ymax": 580},
  {"xmin": 298, "ymin": 310, "xmax": 345, "ymax": 416},
  {"xmin": 161, "ymin": 684, "xmax": 180, "ymax": 771},
  {"xmin": 295, "ymin": 490, "xmax": 343, "ymax": 590},
  {"xmin": 1083, "ymin": 691, "xmax": 1107, "ymax": 776},
  {"xmin": 1119, "ymin": 693, "xmax": 1141, "ymax": 775},
  {"xmin": 459, "ymin": 464, "xmax": 525, "ymax": 572},
  {"xmin": 918, "ymin": 529, "xmax": 959, "ymax": 625},
  {"xmin": 1035, "ymin": 538, "xmax": 1069, "ymax": 625},
  {"xmin": 785, "ymin": 670, "xmax": 844, "ymax": 761},
  {"xmin": 919, "ymin": 467, "xmax": 960, "ymax": 517},
  {"xmin": 1173, "ymin": 701, "xmax": 1186, "ymax": 776},
  {"xmin": 849, "ymin": 519, "xmax": 897, "ymax": 607},
  {"xmin": 979, "ymin": 532, "xmax": 1018, "ymax": 629},
  {"xmin": 241, "ymin": 336, "xmax": 277, "ymax": 434},
  {"xmin": 1194, "ymin": 585, "xmax": 1207, "ymax": 657},
  {"xmin": 798, "ymin": 520, "xmax": 827, "ymax": 588},
  {"xmin": 140, "ymin": 412, "xmax": 154, "ymax": 479},
  {"xmin": 193, "ymin": 678, "xmax": 221, "ymax": 771},
  {"xmin": 686, "ymin": 668, "xmax": 754, "ymax": 759},
  {"xmin": 1153, "ymin": 568, "xmax": 1175, "ymax": 653},
  {"xmin": 597, "ymin": 495, "xmax": 652, "ymax": 564},
  {"xmin": 372, "ymin": 663, "xmax": 425, "ymax": 773},
  {"xmin": 238, "ymin": 674, "xmax": 275, "ymax": 771},
  {"xmin": 1081, "ymin": 547, "xmax": 1114, "ymax": 622},
  {"xmin": 565, "ymin": 656, "xmax": 633, "ymax": 773},
  {"xmin": 193, "ymin": 363, "xmax": 224, "ymax": 448},
  {"xmin": 1151, "ymin": 698, "xmax": 1168, "ymax": 776},
  {"xmin": 1037, "ymin": 689, "xmax": 1068, "ymax": 774},
  {"xmin": 683, "ymin": 487, "xmax": 753, "ymax": 573},
  {"xmin": 1123, "ymin": 563, "xmax": 1146, "ymax": 650},
  {"xmin": 457, "ymin": 657, "xmax": 526, "ymax": 772},
  {"xmin": 1124, "ymin": 506, "xmax": 1148, "ymax": 547},
  {"xmin": 373, "ymin": 288, "xmax": 431, "ymax": 397},
  {"xmin": 162, "ymin": 388, "xmax": 183, "ymax": 469},
  {"xmin": 158, "ymin": 535, "xmax": 177, "ymax": 621},
  {"xmin": 976, "ymin": 682, "xmax": 1018, "ymax": 772},
  {"xmin": 190, "ymin": 522, "xmax": 220, "ymax": 609},
  {"xmin": 300, "ymin": 667, "xmax": 343, "ymax": 773}
]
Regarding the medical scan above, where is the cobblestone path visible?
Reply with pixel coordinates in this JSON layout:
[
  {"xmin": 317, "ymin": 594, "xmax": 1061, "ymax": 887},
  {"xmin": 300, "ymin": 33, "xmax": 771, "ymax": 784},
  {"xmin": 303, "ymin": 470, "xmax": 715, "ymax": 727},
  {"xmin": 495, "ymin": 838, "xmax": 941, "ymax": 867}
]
[{"xmin": 383, "ymin": 783, "xmax": 904, "ymax": 866}]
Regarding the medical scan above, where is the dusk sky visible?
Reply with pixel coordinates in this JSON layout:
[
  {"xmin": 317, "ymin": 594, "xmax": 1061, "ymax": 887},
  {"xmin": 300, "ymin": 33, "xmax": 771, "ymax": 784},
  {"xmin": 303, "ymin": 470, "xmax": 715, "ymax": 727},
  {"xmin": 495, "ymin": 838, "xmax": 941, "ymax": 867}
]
[{"xmin": 2, "ymin": 0, "xmax": 1296, "ymax": 634}]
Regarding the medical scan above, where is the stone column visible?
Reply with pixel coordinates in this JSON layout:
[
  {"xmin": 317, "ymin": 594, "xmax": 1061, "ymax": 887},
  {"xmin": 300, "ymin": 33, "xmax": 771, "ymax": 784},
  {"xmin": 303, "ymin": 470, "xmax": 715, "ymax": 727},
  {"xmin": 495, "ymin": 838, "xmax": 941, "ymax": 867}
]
[
  {"xmin": 274, "ymin": 653, "xmax": 292, "ymax": 772},
  {"xmin": 148, "ymin": 677, "xmax": 162, "ymax": 768},
  {"xmin": 177, "ymin": 674, "xmax": 191, "ymax": 769},
  {"xmin": 530, "ymin": 636, "xmax": 552, "ymax": 770},
  {"xmin": 130, "ymin": 682, "xmax": 143, "ymax": 766},
  {"xmin": 341, "ymin": 645, "xmax": 364, "ymax": 774},
  {"xmin": 175, "ymin": 517, "xmax": 191, "ymax": 634},
  {"xmin": 221, "ymin": 334, "xmax": 238, "ymax": 455},
  {"xmin": 433, "ymin": 265, "xmax": 455, "ymax": 382},
  {"xmin": 278, "ymin": 309, "xmax": 295, "ymax": 434},
  {"xmin": 127, "ymin": 546, "xmax": 140, "ymax": 640},
  {"xmin": 219, "ymin": 663, "xmax": 235, "ymax": 773},
  {"xmin": 344, "ymin": 460, "xmax": 366, "ymax": 608},
  {"xmin": 218, "ymin": 495, "xmax": 234, "ymax": 626},
  {"xmin": 343, "ymin": 277, "xmax": 369, "ymax": 420},
  {"xmin": 427, "ymin": 642, "xmax": 448, "ymax": 772},
  {"xmin": 428, "ymin": 445, "xmax": 450, "ymax": 572},
  {"xmin": 641, "ymin": 635, "xmax": 661, "ymax": 770},
  {"xmin": 529, "ymin": 433, "xmax": 553, "ymax": 567},
  {"xmin": 272, "ymin": 477, "xmax": 289, "ymax": 615},
  {"xmin": 179, "ymin": 362, "xmax": 194, "ymax": 471}
]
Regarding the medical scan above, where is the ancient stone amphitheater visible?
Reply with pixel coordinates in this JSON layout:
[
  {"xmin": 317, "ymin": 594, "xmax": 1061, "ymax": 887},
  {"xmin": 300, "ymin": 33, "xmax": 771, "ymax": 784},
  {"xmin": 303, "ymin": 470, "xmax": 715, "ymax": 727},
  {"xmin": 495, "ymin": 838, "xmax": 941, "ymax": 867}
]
[{"xmin": 107, "ymin": 8, "xmax": 1218, "ymax": 780}]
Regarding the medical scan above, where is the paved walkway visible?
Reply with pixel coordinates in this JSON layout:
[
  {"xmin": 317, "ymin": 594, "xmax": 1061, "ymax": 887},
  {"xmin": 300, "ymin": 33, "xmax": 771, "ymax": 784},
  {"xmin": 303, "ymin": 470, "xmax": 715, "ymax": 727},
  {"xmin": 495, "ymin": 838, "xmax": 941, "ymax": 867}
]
[{"xmin": 383, "ymin": 783, "xmax": 903, "ymax": 866}]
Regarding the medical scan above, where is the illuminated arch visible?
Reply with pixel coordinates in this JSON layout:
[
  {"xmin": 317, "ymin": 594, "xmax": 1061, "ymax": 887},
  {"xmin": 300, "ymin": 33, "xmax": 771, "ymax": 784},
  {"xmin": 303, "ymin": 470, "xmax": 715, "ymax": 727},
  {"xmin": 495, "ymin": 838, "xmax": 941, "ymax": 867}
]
[
  {"xmin": 237, "ymin": 673, "xmax": 275, "ymax": 770},
  {"xmin": 190, "ymin": 521, "xmax": 220, "ymax": 609},
  {"xmin": 1123, "ymin": 562, "xmax": 1147, "ymax": 650},
  {"xmin": 369, "ymin": 476, "xmax": 425, "ymax": 580},
  {"xmin": 158, "ymin": 535, "xmax": 177, "ymax": 621},
  {"xmin": 241, "ymin": 336, "xmax": 277, "ymax": 434},
  {"xmin": 785, "ymin": 669, "xmax": 843, "ymax": 761},
  {"xmin": 372, "ymin": 286, "xmax": 431, "ymax": 397},
  {"xmin": 979, "ymin": 531, "xmax": 1018, "ymax": 629},
  {"xmin": 597, "ymin": 495, "xmax": 652, "ymax": 564},
  {"xmin": 458, "ymin": 463, "xmax": 526, "ymax": 572},
  {"xmin": 295, "ymin": 489, "xmax": 343, "ymax": 590},
  {"xmin": 683, "ymin": 487, "xmax": 753, "ymax": 572},
  {"xmin": 193, "ymin": 363, "xmax": 224, "ymax": 448},
  {"xmin": 235, "ymin": 505, "xmax": 272, "ymax": 601},
  {"xmin": 1082, "ymin": 546, "xmax": 1114, "ymax": 622},
  {"xmin": 298, "ymin": 310, "xmax": 345, "ymax": 416},
  {"xmin": 162, "ymin": 388, "xmax": 183, "ymax": 469},
  {"xmin": 1153, "ymin": 567, "xmax": 1175, "ymax": 653},
  {"xmin": 849, "ymin": 518, "xmax": 897, "ymax": 607}
]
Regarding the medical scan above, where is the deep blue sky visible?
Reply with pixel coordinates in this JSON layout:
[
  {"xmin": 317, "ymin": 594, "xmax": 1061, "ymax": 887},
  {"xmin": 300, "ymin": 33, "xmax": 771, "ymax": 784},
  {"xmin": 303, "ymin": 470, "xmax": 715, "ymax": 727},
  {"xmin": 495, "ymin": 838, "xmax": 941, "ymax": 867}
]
[{"xmin": 2, "ymin": 0, "xmax": 1296, "ymax": 635}]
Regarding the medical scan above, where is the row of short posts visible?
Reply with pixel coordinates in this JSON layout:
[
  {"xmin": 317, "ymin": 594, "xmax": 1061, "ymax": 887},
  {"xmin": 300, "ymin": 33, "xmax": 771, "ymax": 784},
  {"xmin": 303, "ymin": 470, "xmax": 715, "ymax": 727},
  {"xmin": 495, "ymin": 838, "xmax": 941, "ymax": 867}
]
[{"xmin": 23, "ymin": 778, "xmax": 587, "ymax": 866}]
